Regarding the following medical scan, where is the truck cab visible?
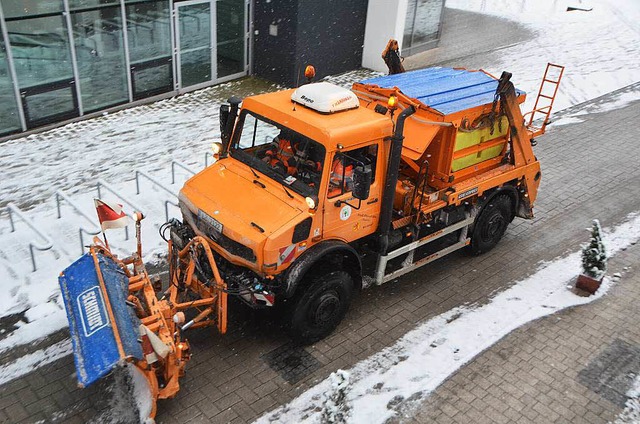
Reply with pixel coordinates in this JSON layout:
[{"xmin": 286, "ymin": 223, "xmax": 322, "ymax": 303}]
[{"xmin": 178, "ymin": 82, "xmax": 391, "ymax": 294}]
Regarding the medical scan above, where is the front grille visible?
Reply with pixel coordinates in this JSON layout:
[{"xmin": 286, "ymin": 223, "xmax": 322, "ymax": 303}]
[
  {"xmin": 216, "ymin": 232, "xmax": 256, "ymax": 263},
  {"xmin": 192, "ymin": 210, "xmax": 256, "ymax": 263}
]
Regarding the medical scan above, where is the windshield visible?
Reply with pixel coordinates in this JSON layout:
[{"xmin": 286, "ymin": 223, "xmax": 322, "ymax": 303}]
[{"xmin": 230, "ymin": 110, "xmax": 326, "ymax": 197}]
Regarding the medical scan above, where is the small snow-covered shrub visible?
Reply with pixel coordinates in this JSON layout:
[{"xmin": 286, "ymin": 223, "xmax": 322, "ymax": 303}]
[
  {"xmin": 320, "ymin": 369, "xmax": 351, "ymax": 424},
  {"xmin": 581, "ymin": 219, "xmax": 607, "ymax": 279}
]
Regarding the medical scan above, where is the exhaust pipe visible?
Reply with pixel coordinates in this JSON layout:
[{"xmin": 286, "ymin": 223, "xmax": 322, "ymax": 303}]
[
  {"xmin": 220, "ymin": 96, "xmax": 242, "ymax": 156},
  {"xmin": 378, "ymin": 105, "xmax": 416, "ymax": 256}
]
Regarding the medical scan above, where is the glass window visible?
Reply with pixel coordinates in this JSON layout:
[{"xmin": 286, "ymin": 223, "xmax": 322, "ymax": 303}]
[
  {"xmin": 403, "ymin": 0, "xmax": 444, "ymax": 56},
  {"xmin": 6, "ymin": 15, "xmax": 74, "ymax": 87},
  {"xmin": 403, "ymin": 0, "xmax": 417, "ymax": 52},
  {"xmin": 69, "ymin": 0, "xmax": 120, "ymax": 9},
  {"xmin": 0, "ymin": 1, "xmax": 64, "ymax": 19},
  {"xmin": 231, "ymin": 111, "xmax": 326, "ymax": 197},
  {"xmin": 412, "ymin": 0, "xmax": 443, "ymax": 45},
  {"xmin": 177, "ymin": 2, "xmax": 212, "ymax": 87},
  {"xmin": 0, "ymin": 21, "xmax": 22, "ymax": 135},
  {"xmin": 216, "ymin": 0, "xmax": 244, "ymax": 78},
  {"xmin": 328, "ymin": 146, "xmax": 377, "ymax": 199},
  {"xmin": 126, "ymin": 0, "xmax": 173, "ymax": 99},
  {"xmin": 71, "ymin": 6, "xmax": 129, "ymax": 112},
  {"xmin": 5, "ymin": 14, "xmax": 78, "ymax": 127},
  {"xmin": 23, "ymin": 85, "xmax": 75, "ymax": 123}
]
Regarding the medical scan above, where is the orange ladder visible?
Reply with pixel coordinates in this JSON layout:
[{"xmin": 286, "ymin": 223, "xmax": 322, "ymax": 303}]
[{"xmin": 525, "ymin": 63, "xmax": 565, "ymax": 137}]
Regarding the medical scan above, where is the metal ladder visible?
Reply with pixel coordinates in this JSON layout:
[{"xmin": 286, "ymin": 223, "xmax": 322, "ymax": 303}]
[{"xmin": 526, "ymin": 63, "xmax": 565, "ymax": 137}]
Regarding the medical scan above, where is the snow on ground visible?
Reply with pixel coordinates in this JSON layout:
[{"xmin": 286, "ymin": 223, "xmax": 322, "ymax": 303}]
[
  {"xmin": 549, "ymin": 116, "xmax": 585, "ymax": 127},
  {"xmin": 612, "ymin": 374, "xmax": 640, "ymax": 424},
  {"xmin": 0, "ymin": 339, "xmax": 71, "ymax": 386},
  {"xmin": 446, "ymin": 0, "xmax": 640, "ymax": 114},
  {"xmin": 256, "ymin": 213, "xmax": 640, "ymax": 424},
  {"xmin": 0, "ymin": 0, "xmax": 639, "ymax": 385}
]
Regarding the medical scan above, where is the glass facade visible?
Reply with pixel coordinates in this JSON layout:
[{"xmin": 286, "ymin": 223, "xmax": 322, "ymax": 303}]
[
  {"xmin": 0, "ymin": 0, "xmax": 248, "ymax": 134},
  {"xmin": 403, "ymin": 0, "xmax": 444, "ymax": 57}
]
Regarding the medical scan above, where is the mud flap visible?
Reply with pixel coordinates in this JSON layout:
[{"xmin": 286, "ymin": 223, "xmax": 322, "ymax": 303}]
[{"xmin": 59, "ymin": 251, "xmax": 143, "ymax": 388}]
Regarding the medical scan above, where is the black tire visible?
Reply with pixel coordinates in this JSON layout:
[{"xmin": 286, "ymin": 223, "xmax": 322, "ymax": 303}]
[
  {"xmin": 470, "ymin": 195, "xmax": 512, "ymax": 255},
  {"xmin": 286, "ymin": 271, "xmax": 353, "ymax": 345}
]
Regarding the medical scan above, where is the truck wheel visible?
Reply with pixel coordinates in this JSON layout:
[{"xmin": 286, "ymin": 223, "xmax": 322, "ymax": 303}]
[
  {"xmin": 286, "ymin": 271, "xmax": 353, "ymax": 345},
  {"xmin": 470, "ymin": 195, "xmax": 511, "ymax": 255}
]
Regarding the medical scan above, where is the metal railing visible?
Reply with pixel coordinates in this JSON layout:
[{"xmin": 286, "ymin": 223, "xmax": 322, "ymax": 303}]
[
  {"xmin": 96, "ymin": 179, "xmax": 145, "ymax": 240},
  {"xmin": 134, "ymin": 170, "xmax": 178, "ymax": 222},
  {"xmin": 170, "ymin": 160, "xmax": 196, "ymax": 184},
  {"xmin": 7, "ymin": 202, "xmax": 56, "ymax": 272},
  {"xmin": 204, "ymin": 152, "xmax": 216, "ymax": 168},
  {"xmin": 55, "ymin": 189, "xmax": 102, "ymax": 254}
]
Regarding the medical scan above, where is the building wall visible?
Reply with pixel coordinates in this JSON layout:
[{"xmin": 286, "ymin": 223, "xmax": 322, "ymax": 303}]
[
  {"xmin": 252, "ymin": 0, "xmax": 299, "ymax": 86},
  {"xmin": 295, "ymin": 0, "xmax": 368, "ymax": 83},
  {"xmin": 362, "ymin": 0, "xmax": 408, "ymax": 72},
  {"xmin": 252, "ymin": 0, "xmax": 368, "ymax": 87}
]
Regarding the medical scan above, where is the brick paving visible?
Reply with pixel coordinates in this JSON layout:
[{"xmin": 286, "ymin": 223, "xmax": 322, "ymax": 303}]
[
  {"xmin": 1, "ymin": 6, "xmax": 640, "ymax": 424},
  {"xmin": 412, "ymin": 241, "xmax": 640, "ymax": 424}
]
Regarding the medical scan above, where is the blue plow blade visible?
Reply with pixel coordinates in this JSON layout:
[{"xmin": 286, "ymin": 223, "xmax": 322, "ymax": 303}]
[{"xmin": 59, "ymin": 252, "xmax": 143, "ymax": 387}]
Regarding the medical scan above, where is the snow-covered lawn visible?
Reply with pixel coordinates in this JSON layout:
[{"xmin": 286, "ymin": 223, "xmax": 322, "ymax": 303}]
[{"xmin": 256, "ymin": 213, "xmax": 640, "ymax": 424}]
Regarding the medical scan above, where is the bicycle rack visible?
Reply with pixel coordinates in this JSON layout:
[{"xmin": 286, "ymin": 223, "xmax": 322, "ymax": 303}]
[
  {"xmin": 55, "ymin": 189, "xmax": 102, "ymax": 255},
  {"xmin": 170, "ymin": 160, "xmax": 197, "ymax": 184},
  {"xmin": 96, "ymin": 179, "xmax": 145, "ymax": 240},
  {"xmin": 204, "ymin": 152, "xmax": 216, "ymax": 168},
  {"xmin": 7, "ymin": 202, "xmax": 56, "ymax": 272},
  {"xmin": 134, "ymin": 170, "xmax": 179, "ymax": 222}
]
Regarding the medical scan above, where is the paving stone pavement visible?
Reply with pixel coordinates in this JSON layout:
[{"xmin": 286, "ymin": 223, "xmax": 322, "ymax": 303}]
[
  {"xmin": 411, "ymin": 239, "xmax": 640, "ymax": 424},
  {"xmin": 0, "ymin": 92, "xmax": 638, "ymax": 424}
]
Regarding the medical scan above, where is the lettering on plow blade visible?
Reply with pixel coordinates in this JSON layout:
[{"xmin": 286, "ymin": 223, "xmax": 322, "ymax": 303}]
[{"xmin": 77, "ymin": 287, "xmax": 109, "ymax": 337}]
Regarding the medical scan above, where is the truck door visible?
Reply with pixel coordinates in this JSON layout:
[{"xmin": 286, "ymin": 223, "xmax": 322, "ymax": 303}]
[{"xmin": 323, "ymin": 144, "xmax": 382, "ymax": 240}]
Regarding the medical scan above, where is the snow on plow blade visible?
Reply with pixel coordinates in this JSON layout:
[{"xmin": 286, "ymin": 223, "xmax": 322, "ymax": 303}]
[{"xmin": 59, "ymin": 251, "xmax": 143, "ymax": 388}]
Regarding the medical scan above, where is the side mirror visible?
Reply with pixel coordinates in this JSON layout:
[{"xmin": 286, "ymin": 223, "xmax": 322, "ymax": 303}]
[
  {"xmin": 352, "ymin": 166, "xmax": 371, "ymax": 200},
  {"xmin": 219, "ymin": 103, "xmax": 230, "ymax": 144}
]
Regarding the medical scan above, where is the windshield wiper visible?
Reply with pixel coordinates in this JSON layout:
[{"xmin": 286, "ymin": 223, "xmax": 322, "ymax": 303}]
[
  {"xmin": 280, "ymin": 182, "xmax": 294, "ymax": 199},
  {"xmin": 248, "ymin": 163, "xmax": 260, "ymax": 179}
]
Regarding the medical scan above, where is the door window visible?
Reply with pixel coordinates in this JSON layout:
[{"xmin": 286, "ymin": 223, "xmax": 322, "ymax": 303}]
[{"xmin": 328, "ymin": 145, "xmax": 377, "ymax": 199}]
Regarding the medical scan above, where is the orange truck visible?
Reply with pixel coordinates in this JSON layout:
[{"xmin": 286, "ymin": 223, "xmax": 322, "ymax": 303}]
[
  {"xmin": 59, "ymin": 64, "xmax": 563, "ymax": 419},
  {"xmin": 174, "ymin": 64, "xmax": 564, "ymax": 344}
]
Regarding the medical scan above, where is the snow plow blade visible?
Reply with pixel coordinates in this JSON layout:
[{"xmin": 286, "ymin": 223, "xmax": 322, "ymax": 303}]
[
  {"xmin": 58, "ymin": 215, "xmax": 228, "ymax": 420},
  {"xmin": 59, "ymin": 251, "xmax": 143, "ymax": 388}
]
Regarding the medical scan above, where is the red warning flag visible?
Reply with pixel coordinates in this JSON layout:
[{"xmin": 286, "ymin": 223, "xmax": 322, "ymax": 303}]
[{"xmin": 94, "ymin": 199, "xmax": 128, "ymax": 231}]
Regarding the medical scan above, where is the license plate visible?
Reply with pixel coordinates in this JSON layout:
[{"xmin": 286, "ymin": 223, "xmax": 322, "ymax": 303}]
[{"xmin": 198, "ymin": 210, "xmax": 223, "ymax": 236}]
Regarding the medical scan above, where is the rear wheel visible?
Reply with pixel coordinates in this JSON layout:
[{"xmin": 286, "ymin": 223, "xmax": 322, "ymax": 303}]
[
  {"xmin": 286, "ymin": 271, "xmax": 353, "ymax": 345},
  {"xmin": 470, "ymin": 195, "xmax": 512, "ymax": 255}
]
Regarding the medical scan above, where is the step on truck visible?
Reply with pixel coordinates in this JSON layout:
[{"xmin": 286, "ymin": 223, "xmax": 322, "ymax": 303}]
[{"xmin": 59, "ymin": 64, "xmax": 563, "ymax": 420}]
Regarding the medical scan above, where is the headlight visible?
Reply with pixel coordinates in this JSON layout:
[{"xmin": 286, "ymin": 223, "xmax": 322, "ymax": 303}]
[{"xmin": 305, "ymin": 195, "xmax": 318, "ymax": 210}]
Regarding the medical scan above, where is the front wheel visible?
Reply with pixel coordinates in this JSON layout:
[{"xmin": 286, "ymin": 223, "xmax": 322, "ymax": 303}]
[
  {"xmin": 286, "ymin": 271, "xmax": 353, "ymax": 345},
  {"xmin": 470, "ymin": 195, "xmax": 512, "ymax": 255}
]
